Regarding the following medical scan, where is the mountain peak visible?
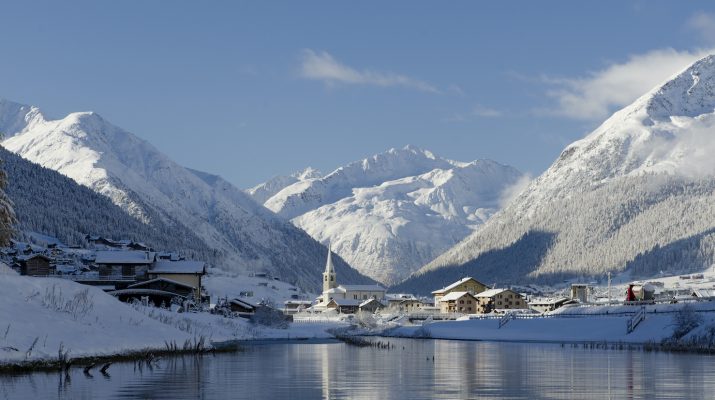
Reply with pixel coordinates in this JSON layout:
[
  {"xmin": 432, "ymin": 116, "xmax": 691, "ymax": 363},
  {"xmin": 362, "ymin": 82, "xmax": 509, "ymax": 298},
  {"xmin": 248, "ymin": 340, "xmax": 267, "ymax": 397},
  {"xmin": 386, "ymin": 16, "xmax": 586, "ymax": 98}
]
[
  {"xmin": 643, "ymin": 54, "xmax": 715, "ymax": 121},
  {"xmin": 293, "ymin": 167, "xmax": 322, "ymax": 180}
]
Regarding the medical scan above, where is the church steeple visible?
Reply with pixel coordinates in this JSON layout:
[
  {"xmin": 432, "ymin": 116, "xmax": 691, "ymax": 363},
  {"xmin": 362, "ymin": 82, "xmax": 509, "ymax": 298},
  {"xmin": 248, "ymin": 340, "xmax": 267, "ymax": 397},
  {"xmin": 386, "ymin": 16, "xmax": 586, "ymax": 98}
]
[{"xmin": 323, "ymin": 242, "xmax": 337, "ymax": 292}]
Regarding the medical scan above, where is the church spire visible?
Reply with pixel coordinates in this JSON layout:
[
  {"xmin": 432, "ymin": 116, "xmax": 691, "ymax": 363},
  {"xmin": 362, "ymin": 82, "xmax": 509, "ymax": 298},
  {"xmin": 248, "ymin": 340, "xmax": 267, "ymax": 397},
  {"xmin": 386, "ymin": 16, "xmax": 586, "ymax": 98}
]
[
  {"xmin": 325, "ymin": 242, "xmax": 334, "ymax": 274},
  {"xmin": 323, "ymin": 242, "xmax": 337, "ymax": 292}
]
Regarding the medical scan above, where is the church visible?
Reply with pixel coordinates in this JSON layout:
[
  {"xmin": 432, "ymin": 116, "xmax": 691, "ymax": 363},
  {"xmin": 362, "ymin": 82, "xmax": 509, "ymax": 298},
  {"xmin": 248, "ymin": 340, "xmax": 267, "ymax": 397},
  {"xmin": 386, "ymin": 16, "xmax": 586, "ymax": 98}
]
[{"xmin": 314, "ymin": 244, "xmax": 386, "ymax": 313}]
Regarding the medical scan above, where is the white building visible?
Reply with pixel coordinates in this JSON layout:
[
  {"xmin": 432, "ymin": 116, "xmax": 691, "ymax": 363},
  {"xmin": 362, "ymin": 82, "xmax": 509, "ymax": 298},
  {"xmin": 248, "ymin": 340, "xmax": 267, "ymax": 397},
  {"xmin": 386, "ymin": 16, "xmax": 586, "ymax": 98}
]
[{"xmin": 315, "ymin": 244, "xmax": 386, "ymax": 312}]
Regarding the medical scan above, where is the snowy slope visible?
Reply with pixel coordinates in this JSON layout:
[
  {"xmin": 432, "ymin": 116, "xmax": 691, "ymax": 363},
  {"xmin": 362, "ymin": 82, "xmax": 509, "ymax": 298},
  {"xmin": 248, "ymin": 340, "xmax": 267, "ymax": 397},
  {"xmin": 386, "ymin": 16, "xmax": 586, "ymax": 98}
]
[
  {"xmin": 262, "ymin": 146, "xmax": 461, "ymax": 220},
  {"xmin": 0, "ymin": 99, "xmax": 373, "ymax": 292},
  {"xmin": 0, "ymin": 263, "xmax": 193, "ymax": 363},
  {"xmin": 247, "ymin": 167, "xmax": 322, "ymax": 204},
  {"xmin": 396, "ymin": 54, "xmax": 715, "ymax": 294},
  {"xmin": 250, "ymin": 146, "xmax": 525, "ymax": 285}
]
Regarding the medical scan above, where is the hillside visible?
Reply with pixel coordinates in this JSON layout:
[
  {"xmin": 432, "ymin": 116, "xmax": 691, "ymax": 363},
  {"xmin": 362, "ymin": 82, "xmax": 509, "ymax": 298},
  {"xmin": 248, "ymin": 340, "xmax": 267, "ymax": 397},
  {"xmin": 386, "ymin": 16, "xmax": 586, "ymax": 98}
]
[
  {"xmin": 0, "ymin": 100, "xmax": 373, "ymax": 292},
  {"xmin": 395, "ymin": 54, "xmax": 715, "ymax": 294}
]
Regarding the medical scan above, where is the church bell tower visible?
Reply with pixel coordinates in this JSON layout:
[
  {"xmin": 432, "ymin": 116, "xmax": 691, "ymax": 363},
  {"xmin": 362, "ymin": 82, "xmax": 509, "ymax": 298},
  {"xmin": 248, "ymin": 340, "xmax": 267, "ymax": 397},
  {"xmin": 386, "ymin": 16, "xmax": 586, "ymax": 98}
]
[{"xmin": 323, "ymin": 243, "xmax": 337, "ymax": 293}]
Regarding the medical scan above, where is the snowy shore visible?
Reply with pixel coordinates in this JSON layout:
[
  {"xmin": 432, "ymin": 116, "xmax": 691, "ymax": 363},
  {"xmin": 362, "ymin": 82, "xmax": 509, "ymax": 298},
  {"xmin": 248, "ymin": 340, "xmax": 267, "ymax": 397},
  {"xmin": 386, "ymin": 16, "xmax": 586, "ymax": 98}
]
[
  {"xmin": 0, "ymin": 265, "xmax": 342, "ymax": 370},
  {"xmin": 381, "ymin": 301, "xmax": 715, "ymax": 347},
  {"xmin": 5, "ymin": 258, "xmax": 715, "ymax": 372}
]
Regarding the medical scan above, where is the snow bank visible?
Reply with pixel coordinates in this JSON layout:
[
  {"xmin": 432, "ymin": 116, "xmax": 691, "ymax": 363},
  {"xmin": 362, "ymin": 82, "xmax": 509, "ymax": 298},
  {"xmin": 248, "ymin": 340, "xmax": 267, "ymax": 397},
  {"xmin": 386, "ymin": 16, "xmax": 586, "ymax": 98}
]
[
  {"xmin": 386, "ymin": 302, "xmax": 715, "ymax": 344},
  {"xmin": 0, "ymin": 272, "xmax": 194, "ymax": 364},
  {"xmin": 0, "ymin": 267, "xmax": 341, "ymax": 366}
]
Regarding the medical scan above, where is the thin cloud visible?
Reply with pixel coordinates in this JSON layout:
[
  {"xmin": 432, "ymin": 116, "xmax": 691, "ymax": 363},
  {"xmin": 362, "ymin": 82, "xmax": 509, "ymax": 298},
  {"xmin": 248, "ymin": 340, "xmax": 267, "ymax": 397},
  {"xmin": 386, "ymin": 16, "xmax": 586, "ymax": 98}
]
[
  {"xmin": 539, "ymin": 48, "xmax": 711, "ymax": 120},
  {"xmin": 443, "ymin": 103, "xmax": 503, "ymax": 123},
  {"xmin": 300, "ymin": 49, "xmax": 440, "ymax": 93},
  {"xmin": 688, "ymin": 12, "xmax": 715, "ymax": 43},
  {"xmin": 472, "ymin": 104, "xmax": 502, "ymax": 118}
]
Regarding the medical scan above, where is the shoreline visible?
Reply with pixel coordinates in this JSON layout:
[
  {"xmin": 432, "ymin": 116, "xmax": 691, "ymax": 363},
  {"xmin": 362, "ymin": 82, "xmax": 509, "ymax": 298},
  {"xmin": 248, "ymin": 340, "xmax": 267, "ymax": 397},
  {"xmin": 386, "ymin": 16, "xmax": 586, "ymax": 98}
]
[{"xmin": 0, "ymin": 335, "xmax": 342, "ymax": 375}]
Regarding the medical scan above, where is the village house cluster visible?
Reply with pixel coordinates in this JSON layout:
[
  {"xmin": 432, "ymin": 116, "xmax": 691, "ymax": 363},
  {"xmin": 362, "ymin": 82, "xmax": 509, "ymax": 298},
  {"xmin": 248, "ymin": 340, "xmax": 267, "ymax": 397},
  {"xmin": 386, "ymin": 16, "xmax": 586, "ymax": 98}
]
[
  {"xmin": 304, "ymin": 246, "xmax": 579, "ymax": 317},
  {"xmin": 3, "ymin": 235, "xmax": 208, "ymax": 307}
]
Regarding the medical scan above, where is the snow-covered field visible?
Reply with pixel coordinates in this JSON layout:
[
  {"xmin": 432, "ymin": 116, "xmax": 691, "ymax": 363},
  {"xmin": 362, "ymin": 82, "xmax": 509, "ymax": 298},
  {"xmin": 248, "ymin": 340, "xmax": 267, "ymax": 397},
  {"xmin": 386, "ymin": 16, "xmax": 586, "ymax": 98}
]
[
  {"xmin": 0, "ymin": 264, "xmax": 340, "ymax": 367},
  {"xmin": 203, "ymin": 269, "xmax": 315, "ymax": 307}
]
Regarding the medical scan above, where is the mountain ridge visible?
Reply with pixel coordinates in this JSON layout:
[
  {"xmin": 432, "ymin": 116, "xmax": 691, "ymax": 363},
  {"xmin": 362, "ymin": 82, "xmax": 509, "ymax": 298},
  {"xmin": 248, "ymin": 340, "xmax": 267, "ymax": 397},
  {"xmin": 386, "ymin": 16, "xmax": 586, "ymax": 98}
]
[
  {"xmin": 0, "ymin": 98, "xmax": 374, "ymax": 292},
  {"xmin": 249, "ymin": 145, "xmax": 526, "ymax": 284}
]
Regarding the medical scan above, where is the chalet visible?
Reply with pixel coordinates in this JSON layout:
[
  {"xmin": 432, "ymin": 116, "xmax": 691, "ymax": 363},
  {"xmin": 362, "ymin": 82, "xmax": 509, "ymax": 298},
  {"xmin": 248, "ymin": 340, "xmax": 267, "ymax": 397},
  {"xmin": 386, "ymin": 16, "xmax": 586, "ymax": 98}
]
[
  {"xmin": 385, "ymin": 293, "xmax": 418, "ymax": 307},
  {"xmin": 284, "ymin": 300, "xmax": 313, "ymax": 315},
  {"xmin": 126, "ymin": 241, "xmax": 151, "ymax": 251},
  {"xmin": 439, "ymin": 291, "xmax": 478, "ymax": 314},
  {"xmin": 529, "ymin": 297, "xmax": 577, "ymax": 313},
  {"xmin": 109, "ymin": 278, "xmax": 195, "ymax": 306},
  {"xmin": 157, "ymin": 252, "xmax": 182, "ymax": 261},
  {"xmin": 397, "ymin": 299, "xmax": 431, "ymax": 314},
  {"xmin": 326, "ymin": 298, "xmax": 361, "ymax": 314},
  {"xmin": 17, "ymin": 254, "xmax": 51, "ymax": 276},
  {"xmin": 358, "ymin": 298, "xmax": 386, "ymax": 313},
  {"xmin": 86, "ymin": 235, "xmax": 121, "ymax": 248},
  {"xmin": 432, "ymin": 277, "xmax": 489, "ymax": 305},
  {"xmin": 385, "ymin": 294, "xmax": 431, "ymax": 314},
  {"xmin": 95, "ymin": 250, "xmax": 155, "ymax": 279},
  {"xmin": 148, "ymin": 260, "xmax": 206, "ymax": 301},
  {"xmin": 475, "ymin": 288, "xmax": 528, "ymax": 314},
  {"xmin": 229, "ymin": 298, "xmax": 256, "ymax": 314}
]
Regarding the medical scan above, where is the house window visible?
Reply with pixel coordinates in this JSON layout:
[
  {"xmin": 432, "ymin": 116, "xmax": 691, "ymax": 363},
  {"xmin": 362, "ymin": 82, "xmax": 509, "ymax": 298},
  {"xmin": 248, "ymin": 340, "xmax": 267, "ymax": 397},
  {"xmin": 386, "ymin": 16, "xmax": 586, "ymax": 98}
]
[
  {"xmin": 363, "ymin": 295, "xmax": 367, "ymax": 300},
  {"xmin": 354, "ymin": 295, "xmax": 358, "ymax": 299},
  {"xmin": 459, "ymin": 300, "xmax": 464, "ymax": 304}
]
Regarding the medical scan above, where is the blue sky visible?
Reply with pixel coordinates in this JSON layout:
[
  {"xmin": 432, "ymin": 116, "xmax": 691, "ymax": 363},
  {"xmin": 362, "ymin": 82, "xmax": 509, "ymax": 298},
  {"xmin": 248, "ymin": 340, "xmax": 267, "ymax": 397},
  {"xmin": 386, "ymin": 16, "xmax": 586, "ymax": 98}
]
[{"xmin": 2, "ymin": 1, "xmax": 715, "ymax": 187}]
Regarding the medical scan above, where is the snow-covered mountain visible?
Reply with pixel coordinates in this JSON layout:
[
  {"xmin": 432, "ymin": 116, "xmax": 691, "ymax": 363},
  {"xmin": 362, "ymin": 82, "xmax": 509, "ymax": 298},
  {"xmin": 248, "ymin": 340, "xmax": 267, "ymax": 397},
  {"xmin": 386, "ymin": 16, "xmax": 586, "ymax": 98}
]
[
  {"xmin": 247, "ymin": 167, "xmax": 322, "ymax": 205},
  {"xmin": 249, "ymin": 146, "xmax": 525, "ymax": 284},
  {"xmin": 0, "ymin": 99, "xmax": 374, "ymax": 292},
  {"xmin": 395, "ymin": 54, "xmax": 715, "ymax": 294}
]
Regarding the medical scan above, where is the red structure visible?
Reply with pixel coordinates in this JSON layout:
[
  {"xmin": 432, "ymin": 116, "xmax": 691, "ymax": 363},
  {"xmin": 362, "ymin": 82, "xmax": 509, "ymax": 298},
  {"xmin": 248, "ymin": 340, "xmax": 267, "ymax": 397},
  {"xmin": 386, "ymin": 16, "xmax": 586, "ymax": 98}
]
[{"xmin": 625, "ymin": 284, "xmax": 636, "ymax": 302}]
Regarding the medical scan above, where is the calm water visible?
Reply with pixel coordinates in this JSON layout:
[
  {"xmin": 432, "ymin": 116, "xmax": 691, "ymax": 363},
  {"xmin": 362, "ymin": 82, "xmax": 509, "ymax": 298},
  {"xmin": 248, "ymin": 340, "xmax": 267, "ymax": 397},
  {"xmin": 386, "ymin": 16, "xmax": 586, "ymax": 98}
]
[{"xmin": 2, "ymin": 339, "xmax": 715, "ymax": 399}]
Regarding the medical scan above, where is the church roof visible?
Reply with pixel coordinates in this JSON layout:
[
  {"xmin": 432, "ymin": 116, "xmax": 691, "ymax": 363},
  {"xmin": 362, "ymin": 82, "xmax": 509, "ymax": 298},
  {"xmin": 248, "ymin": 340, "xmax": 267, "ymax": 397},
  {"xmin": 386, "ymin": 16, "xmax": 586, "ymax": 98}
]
[{"xmin": 339, "ymin": 284, "xmax": 386, "ymax": 292}]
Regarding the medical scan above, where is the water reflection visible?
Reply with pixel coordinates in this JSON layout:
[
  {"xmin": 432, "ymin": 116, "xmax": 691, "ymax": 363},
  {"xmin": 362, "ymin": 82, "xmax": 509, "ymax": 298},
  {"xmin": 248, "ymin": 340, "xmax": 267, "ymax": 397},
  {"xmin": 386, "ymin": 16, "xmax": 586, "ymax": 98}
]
[{"xmin": 1, "ymin": 340, "xmax": 714, "ymax": 399}]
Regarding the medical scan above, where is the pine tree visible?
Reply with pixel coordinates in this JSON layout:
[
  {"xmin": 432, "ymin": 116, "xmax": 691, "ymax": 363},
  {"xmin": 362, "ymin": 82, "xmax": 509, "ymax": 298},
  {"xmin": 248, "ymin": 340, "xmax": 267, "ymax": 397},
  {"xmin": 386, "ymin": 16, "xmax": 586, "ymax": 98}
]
[{"xmin": 0, "ymin": 143, "xmax": 17, "ymax": 245}]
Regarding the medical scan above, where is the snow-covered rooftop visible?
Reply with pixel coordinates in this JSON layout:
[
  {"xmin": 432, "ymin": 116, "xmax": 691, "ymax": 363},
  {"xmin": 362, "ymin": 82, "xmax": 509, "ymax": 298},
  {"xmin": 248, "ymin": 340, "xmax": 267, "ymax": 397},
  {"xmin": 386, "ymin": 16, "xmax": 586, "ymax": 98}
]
[
  {"xmin": 95, "ymin": 250, "xmax": 155, "ymax": 264},
  {"xmin": 151, "ymin": 260, "xmax": 205, "ymax": 275},
  {"xmin": 528, "ymin": 297, "xmax": 571, "ymax": 305},
  {"xmin": 439, "ymin": 291, "xmax": 476, "ymax": 302},
  {"xmin": 359, "ymin": 298, "xmax": 385, "ymax": 307},
  {"xmin": 128, "ymin": 277, "xmax": 196, "ymax": 290},
  {"xmin": 475, "ymin": 288, "xmax": 512, "ymax": 298},
  {"xmin": 386, "ymin": 293, "xmax": 418, "ymax": 301},
  {"xmin": 432, "ymin": 277, "xmax": 486, "ymax": 294},
  {"xmin": 230, "ymin": 298, "xmax": 256, "ymax": 310},
  {"xmin": 339, "ymin": 284, "xmax": 386, "ymax": 292},
  {"xmin": 328, "ymin": 298, "xmax": 362, "ymax": 307}
]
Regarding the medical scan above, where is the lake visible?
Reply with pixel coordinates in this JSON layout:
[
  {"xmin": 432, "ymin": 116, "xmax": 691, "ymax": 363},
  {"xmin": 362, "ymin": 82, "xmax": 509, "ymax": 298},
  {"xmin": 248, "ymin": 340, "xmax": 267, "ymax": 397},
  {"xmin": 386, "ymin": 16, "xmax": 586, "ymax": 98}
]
[{"xmin": 2, "ymin": 339, "xmax": 714, "ymax": 399}]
